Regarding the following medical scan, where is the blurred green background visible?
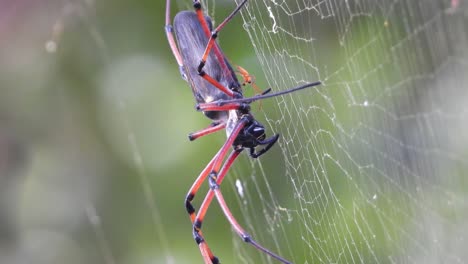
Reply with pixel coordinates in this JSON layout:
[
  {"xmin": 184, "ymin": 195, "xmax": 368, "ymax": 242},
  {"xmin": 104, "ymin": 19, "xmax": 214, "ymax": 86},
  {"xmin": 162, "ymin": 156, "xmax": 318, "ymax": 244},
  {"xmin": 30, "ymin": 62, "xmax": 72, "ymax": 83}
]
[{"xmin": 1, "ymin": 1, "xmax": 468, "ymax": 264}]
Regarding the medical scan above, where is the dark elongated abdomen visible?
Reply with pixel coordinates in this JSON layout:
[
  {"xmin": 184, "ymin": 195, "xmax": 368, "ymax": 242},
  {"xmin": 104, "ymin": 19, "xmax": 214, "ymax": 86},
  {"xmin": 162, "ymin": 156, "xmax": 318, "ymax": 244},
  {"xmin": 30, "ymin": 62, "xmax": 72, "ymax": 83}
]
[{"xmin": 173, "ymin": 11, "xmax": 240, "ymax": 121}]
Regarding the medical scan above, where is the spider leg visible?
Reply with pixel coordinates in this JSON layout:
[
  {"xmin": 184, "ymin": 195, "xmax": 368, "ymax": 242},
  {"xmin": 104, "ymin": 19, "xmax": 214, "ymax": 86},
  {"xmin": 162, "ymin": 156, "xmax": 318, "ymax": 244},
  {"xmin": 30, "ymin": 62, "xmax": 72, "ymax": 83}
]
[
  {"xmin": 193, "ymin": 133, "xmax": 289, "ymax": 264},
  {"xmin": 189, "ymin": 117, "xmax": 249, "ymax": 264},
  {"xmin": 184, "ymin": 148, "xmax": 222, "ymax": 263},
  {"xmin": 195, "ymin": 88, "xmax": 274, "ymax": 112},
  {"xmin": 185, "ymin": 148, "xmax": 220, "ymax": 223},
  {"xmin": 192, "ymin": 0, "xmax": 248, "ymax": 98},
  {"xmin": 194, "ymin": 149, "xmax": 242, "ymax": 264},
  {"xmin": 262, "ymin": 88, "xmax": 272, "ymax": 95},
  {"xmin": 165, "ymin": 0, "xmax": 185, "ymax": 78},
  {"xmin": 192, "ymin": 0, "xmax": 211, "ymax": 37},
  {"xmin": 211, "ymin": 179, "xmax": 292, "ymax": 264},
  {"xmin": 197, "ymin": 101, "xmax": 250, "ymax": 112},
  {"xmin": 188, "ymin": 121, "xmax": 226, "ymax": 141},
  {"xmin": 193, "ymin": 0, "xmax": 231, "ymax": 84},
  {"xmin": 250, "ymin": 134, "xmax": 280, "ymax": 158},
  {"xmin": 200, "ymin": 82, "xmax": 323, "ymax": 108},
  {"xmin": 197, "ymin": 0, "xmax": 248, "ymax": 74},
  {"xmin": 198, "ymin": 72, "xmax": 238, "ymax": 97}
]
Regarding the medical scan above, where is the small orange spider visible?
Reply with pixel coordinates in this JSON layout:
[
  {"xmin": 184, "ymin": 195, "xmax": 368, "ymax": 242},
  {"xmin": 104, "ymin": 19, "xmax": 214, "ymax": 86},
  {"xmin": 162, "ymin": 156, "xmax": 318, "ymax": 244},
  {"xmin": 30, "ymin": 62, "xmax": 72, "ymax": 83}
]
[
  {"xmin": 236, "ymin": 65, "xmax": 263, "ymax": 95},
  {"xmin": 237, "ymin": 65, "xmax": 266, "ymax": 109}
]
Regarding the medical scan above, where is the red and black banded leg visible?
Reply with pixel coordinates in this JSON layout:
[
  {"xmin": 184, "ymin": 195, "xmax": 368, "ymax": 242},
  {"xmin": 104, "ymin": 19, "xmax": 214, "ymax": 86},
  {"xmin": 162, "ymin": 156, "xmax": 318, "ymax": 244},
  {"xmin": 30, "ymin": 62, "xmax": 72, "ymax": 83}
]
[
  {"xmin": 185, "ymin": 145, "xmax": 238, "ymax": 263},
  {"xmin": 211, "ymin": 183, "xmax": 292, "ymax": 264},
  {"xmin": 188, "ymin": 117, "xmax": 249, "ymax": 264},
  {"xmin": 192, "ymin": 0, "xmax": 233, "ymax": 81},
  {"xmin": 192, "ymin": 0, "xmax": 211, "ymax": 37},
  {"xmin": 185, "ymin": 117, "xmax": 245, "ymax": 261},
  {"xmin": 184, "ymin": 131, "xmax": 242, "ymax": 226},
  {"xmin": 192, "ymin": 0, "xmax": 248, "ymax": 98},
  {"xmin": 196, "ymin": 0, "xmax": 248, "ymax": 74},
  {"xmin": 192, "ymin": 0, "xmax": 247, "ymax": 70},
  {"xmin": 185, "ymin": 148, "xmax": 221, "ymax": 224},
  {"xmin": 193, "ymin": 144, "xmax": 292, "ymax": 264},
  {"xmin": 184, "ymin": 151, "xmax": 220, "ymax": 263},
  {"xmin": 193, "ymin": 148, "xmax": 243, "ymax": 264}
]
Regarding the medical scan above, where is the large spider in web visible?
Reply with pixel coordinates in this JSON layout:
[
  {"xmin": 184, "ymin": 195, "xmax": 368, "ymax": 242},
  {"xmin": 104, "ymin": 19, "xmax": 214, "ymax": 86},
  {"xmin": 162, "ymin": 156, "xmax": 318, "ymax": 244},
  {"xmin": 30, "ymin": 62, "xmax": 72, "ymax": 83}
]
[{"xmin": 165, "ymin": 0, "xmax": 320, "ymax": 263}]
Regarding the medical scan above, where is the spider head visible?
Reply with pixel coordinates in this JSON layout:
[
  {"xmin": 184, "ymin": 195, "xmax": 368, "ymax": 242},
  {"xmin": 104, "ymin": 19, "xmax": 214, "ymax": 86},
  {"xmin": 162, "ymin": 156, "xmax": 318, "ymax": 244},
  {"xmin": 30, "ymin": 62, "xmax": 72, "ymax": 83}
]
[
  {"xmin": 248, "ymin": 121, "xmax": 266, "ymax": 142},
  {"xmin": 233, "ymin": 118, "xmax": 266, "ymax": 148},
  {"xmin": 238, "ymin": 117, "xmax": 280, "ymax": 159}
]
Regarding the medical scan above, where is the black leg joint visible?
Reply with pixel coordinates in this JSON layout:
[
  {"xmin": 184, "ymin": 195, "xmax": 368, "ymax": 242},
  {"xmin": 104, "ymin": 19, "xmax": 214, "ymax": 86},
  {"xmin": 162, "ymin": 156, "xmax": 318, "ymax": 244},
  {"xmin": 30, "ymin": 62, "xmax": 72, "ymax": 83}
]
[
  {"xmin": 185, "ymin": 193, "xmax": 196, "ymax": 214},
  {"xmin": 211, "ymin": 31, "xmax": 218, "ymax": 39},
  {"xmin": 209, "ymin": 175, "xmax": 219, "ymax": 190},
  {"xmin": 185, "ymin": 201, "xmax": 195, "ymax": 215},
  {"xmin": 187, "ymin": 193, "xmax": 195, "ymax": 202},
  {"xmin": 242, "ymin": 234, "xmax": 252, "ymax": 243},
  {"xmin": 193, "ymin": 1, "xmax": 201, "ymax": 10},
  {"xmin": 194, "ymin": 219, "xmax": 202, "ymax": 230},
  {"xmin": 198, "ymin": 68, "xmax": 206, "ymax": 77},
  {"xmin": 193, "ymin": 231, "xmax": 204, "ymax": 245},
  {"xmin": 210, "ymin": 121, "xmax": 221, "ymax": 127},
  {"xmin": 238, "ymin": 103, "xmax": 251, "ymax": 112},
  {"xmin": 188, "ymin": 133, "xmax": 195, "ymax": 141},
  {"xmin": 198, "ymin": 62, "xmax": 206, "ymax": 74},
  {"xmin": 233, "ymin": 91, "xmax": 243, "ymax": 99},
  {"xmin": 211, "ymin": 256, "xmax": 220, "ymax": 264},
  {"xmin": 208, "ymin": 171, "xmax": 219, "ymax": 190}
]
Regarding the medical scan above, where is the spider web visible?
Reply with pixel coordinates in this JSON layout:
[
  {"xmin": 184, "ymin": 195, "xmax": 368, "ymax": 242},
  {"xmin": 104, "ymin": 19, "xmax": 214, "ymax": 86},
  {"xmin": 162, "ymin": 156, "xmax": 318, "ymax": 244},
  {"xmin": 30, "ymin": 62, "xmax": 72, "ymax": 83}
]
[
  {"xmin": 1, "ymin": 1, "xmax": 467, "ymax": 264},
  {"xmin": 227, "ymin": 0, "xmax": 468, "ymax": 263}
]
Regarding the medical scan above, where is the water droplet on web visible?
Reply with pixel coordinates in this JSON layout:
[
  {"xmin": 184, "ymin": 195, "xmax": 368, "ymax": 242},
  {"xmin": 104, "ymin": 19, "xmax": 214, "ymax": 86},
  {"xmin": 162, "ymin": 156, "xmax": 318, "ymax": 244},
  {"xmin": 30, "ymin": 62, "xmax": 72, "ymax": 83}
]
[{"xmin": 235, "ymin": 179, "xmax": 244, "ymax": 198}]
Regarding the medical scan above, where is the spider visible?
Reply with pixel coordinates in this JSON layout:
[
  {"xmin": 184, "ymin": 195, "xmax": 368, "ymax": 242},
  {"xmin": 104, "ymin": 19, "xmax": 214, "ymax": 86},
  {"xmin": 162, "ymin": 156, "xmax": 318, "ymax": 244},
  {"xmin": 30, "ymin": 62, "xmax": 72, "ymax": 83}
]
[{"xmin": 164, "ymin": 0, "xmax": 320, "ymax": 263}]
